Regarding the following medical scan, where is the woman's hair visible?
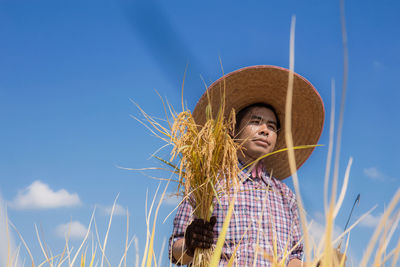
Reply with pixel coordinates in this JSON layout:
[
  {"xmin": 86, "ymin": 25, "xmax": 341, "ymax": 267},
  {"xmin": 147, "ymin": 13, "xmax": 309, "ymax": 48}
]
[{"xmin": 234, "ymin": 103, "xmax": 281, "ymax": 135}]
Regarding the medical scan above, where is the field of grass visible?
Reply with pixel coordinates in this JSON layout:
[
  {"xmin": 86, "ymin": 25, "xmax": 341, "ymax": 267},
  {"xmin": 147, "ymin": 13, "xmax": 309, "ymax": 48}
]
[{"xmin": 1, "ymin": 3, "xmax": 399, "ymax": 267}]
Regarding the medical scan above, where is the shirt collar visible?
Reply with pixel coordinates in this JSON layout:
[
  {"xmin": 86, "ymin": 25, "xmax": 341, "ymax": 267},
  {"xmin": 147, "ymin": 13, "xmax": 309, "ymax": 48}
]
[{"xmin": 238, "ymin": 160, "xmax": 274, "ymax": 186}]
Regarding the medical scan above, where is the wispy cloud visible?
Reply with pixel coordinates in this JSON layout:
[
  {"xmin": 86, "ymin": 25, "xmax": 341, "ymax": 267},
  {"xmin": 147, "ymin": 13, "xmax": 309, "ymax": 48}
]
[
  {"xmin": 308, "ymin": 212, "xmax": 342, "ymax": 246},
  {"xmin": 363, "ymin": 167, "xmax": 385, "ymax": 181},
  {"xmin": 162, "ymin": 194, "xmax": 181, "ymax": 206},
  {"xmin": 309, "ymin": 212, "xmax": 359, "ymax": 266},
  {"xmin": 373, "ymin": 60, "xmax": 384, "ymax": 70},
  {"xmin": 55, "ymin": 221, "xmax": 88, "ymax": 240},
  {"xmin": 359, "ymin": 213, "xmax": 382, "ymax": 228},
  {"xmin": 9, "ymin": 180, "xmax": 81, "ymax": 210},
  {"xmin": 100, "ymin": 204, "xmax": 127, "ymax": 216}
]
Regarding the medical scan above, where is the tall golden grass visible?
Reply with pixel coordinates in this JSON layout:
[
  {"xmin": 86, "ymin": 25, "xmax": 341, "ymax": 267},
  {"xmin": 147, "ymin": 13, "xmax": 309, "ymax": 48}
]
[
  {"xmin": 131, "ymin": 77, "xmax": 242, "ymax": 265},
  {"xmin": 2, "ymin": 5, "xmax": 400, "ymax": 267},
  {"xmin": 2, "ymin": 150, "xmax": 399, "ymax": 267},
  {"xmin": 1, "ymin": 81, "xmax": 400, "ymax": 266},
  {"xmin": 127, "ymin": 15, "xmax": 400, "ymax": 264}
]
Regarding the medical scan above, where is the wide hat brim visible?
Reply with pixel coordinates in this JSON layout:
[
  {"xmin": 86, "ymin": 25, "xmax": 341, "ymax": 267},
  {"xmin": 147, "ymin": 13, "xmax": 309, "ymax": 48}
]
[{"xmin": 192, "ymin": 65, "xmax": 325, "ymax": 180}]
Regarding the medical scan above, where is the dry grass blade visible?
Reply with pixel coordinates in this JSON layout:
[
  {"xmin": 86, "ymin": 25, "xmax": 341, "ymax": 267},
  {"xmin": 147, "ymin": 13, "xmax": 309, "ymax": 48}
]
[
  {"xmin": 34, "ymin": 224, "xmax": 51, "ymax": 266},
  {"xmin": 376, "ymin": 210, "xmax": 400, "ymax": 265},
  {"xmin": 5, "ymin": 207, "xmax": 11, "ymax": 267},
  {"xmin": 146, "ymin": 181, "xmax": 169, "ymax": 267},
  {"xmin": 89, "ymin": 247, "xmax": 96, "ymax": 267},
  {"xmin": 157, "ymin": 237, "xmax": 167, "ymax": 267},
  {"xmin": 332, "ymin": 0, "xmax": 350, "ymax": 208},
  {"xmin": 162, "ymin": 194, "xmax": 190, "ymax": 224},
  {"xmin": 134, "ymin": 79, "xmax": 241, "ymax": 266},
  {"xmin": 118, "ymin": 237, "xmax": 135, "ymax": 267},
  {"xmin": 360, "ymin": 189, "xmax": 400, "ymax": 266},
  {"xmin": 389, "ymin": 233, "xmax": 400, "ymax": 267},
  {"xmin": 100, "ymin": 195, "xmax": 120, "ymax": 267},
  {"xmin": 324, "ymin": 79, "xmax": 336, "ymax": 216},
  {"xmin": 12, "ymin": 245, "xmax": 21, "ymax": 267},
  {"xmin": 141, "ymin": 185, "xmax": 160, "ymax": 267},
  {"xmin": 209, "ymin": 191, "xmax": 237, "ymax": 267},
  {"xmin": 70, "ymin": 208, "xmax": 96, "ymax": 267},
  {"xmin": 56, "ymin": 225, "xmax": 71, "ymax": 267},
  {"xmin": 226, "ymin": 224, "xmax": 251, "ymax": 267},
  {"xmin": 285, "ymin": 15, "xmax": 312, "ymax": 263},
  {"xmin": 124, "ymin": 209, "xmax": 129, "ymax": 267},
  {"xmin": 134, "ymin": 236, "xmax": 140, "ymax": 267},
  {"xmin": 381, "ymin": 210, "xmax": 400, "ymax": 264},
  {"xmin": 117, "ymin": 208, "xmax": 131, "ymax": 267},
  {"xmin": 8, "ymin": 220, "xmax": 35, "ymax": 267},
  {"xmin": 333, "ymin": 157, "xmax": 352, "ymax": 218},
  {"xmin": 330, "ymin": 205, "xmax": 376, "ymax": 248},
  {"xmin": 80, "ymin": 252, "xmax": 85, "ymax": 267},
  {"xmin": 241, "ymin": 145, "xmax": 321, "ymax": 172}
]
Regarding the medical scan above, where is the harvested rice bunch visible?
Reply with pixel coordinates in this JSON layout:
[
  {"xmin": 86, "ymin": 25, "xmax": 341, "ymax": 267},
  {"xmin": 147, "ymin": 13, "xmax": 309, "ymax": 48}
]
[
  {"xmin": 136, "ymin": 97, "xmax": 240, "ymax": 266},
  {"xmin": 169, "ymin": 105, "xmax": 240, "ymax": 220}
]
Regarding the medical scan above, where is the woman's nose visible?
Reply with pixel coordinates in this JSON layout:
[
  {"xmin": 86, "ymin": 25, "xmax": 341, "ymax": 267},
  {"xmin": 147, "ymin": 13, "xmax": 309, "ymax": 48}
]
[{"xmin": 258, "ymin": 124, "xmax": 269, "ymax": 136}]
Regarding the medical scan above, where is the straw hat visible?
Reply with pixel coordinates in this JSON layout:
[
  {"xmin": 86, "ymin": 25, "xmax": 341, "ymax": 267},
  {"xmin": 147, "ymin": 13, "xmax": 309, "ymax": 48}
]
[{"xmin": 192, "ymin": 65, "xmax": 325, "ymax": 180}]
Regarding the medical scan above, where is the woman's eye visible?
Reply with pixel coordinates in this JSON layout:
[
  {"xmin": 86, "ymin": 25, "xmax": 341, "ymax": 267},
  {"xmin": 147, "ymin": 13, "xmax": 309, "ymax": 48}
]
[
  {"xmin": 268, "ymin": 125, "xmax": 277, "ymax": 131},
  {"xmin": 249, "ymin": 119, "xmax": 260, "ymax": 124}
]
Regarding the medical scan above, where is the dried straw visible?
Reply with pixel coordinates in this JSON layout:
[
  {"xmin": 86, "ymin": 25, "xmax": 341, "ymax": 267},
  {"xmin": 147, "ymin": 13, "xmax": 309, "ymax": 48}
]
[
  {"xmin": 134, "ymin": 90, "xmax": 240, "ymax": 266},
  {"xmin": 170, "ymin": 98, "xmax": 241, "ymax": 265}
]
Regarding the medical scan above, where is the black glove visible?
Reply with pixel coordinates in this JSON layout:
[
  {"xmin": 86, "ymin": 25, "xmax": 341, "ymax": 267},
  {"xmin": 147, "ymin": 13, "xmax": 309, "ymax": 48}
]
[{"xmin": 184, "ymin": 216, "xmax": 217, "ymax": 257}]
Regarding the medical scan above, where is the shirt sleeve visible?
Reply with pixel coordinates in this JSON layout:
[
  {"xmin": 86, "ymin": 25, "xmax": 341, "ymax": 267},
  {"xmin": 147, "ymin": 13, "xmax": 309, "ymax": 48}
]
[
  {"xmin": 288, "ymin": 192, "xmax": 304, "ymax": 262},
  {"xmin": 168, "ymin": 198, "xmax": 193, "ymax": 265}
]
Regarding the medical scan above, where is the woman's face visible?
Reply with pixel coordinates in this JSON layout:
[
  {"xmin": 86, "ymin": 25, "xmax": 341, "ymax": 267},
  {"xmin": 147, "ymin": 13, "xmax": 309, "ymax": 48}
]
[{"xmin": 235, "ymin": 106, "xmax": 278, "ymax": 164}]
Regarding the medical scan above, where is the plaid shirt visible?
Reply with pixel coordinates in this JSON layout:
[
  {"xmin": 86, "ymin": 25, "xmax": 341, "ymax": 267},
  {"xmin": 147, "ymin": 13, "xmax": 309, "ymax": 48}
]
[{"xmin": 169, "ymin": 163, "xmax": 303, "ymax": 266}]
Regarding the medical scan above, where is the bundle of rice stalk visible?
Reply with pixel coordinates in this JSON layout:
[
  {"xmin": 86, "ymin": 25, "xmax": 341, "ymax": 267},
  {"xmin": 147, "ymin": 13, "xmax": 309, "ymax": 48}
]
[
  {"xmin": 170, "ymin": 98, "xmax": 240, "ymax": 266},
  {"xmin": 136, "ymin": 94, "xmax": 240, "ymax": 266}
]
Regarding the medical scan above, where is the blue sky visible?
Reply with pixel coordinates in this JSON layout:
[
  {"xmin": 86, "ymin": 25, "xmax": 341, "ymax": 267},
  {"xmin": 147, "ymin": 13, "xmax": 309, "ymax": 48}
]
[{"xmin": 0, "ymin": 0, "xmax": 399, "ymax": 266}]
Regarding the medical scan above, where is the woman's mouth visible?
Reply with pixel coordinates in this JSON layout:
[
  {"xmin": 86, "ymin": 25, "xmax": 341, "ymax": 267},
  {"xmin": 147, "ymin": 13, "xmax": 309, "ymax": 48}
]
[{"xmin": 253, "ymin": 139, "xmax": 270, "ymax": 147}]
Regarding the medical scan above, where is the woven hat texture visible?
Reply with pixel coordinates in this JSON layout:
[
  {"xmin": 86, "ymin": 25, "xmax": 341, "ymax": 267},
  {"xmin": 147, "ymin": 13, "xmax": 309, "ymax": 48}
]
[{"xmin": 192, "ymin": 65, "xmax": 325, "ymax": 180}]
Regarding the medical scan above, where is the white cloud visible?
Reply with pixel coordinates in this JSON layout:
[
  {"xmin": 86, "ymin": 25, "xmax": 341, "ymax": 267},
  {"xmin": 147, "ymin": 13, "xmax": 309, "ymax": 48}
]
[
  {"xmin": 10, "ymin": 180, "xmax": 81, "ymax": 210},
  {"xmin": 363, "ymin": 167, "xmax": 385, "ymax": 181},
  {"xmin": 102, "ymin": 204, "xmax": 127, "ymax": 216},
  {"xmin": 359, "ymin": 213, "xmax": 382, "ymax": 228},
  {"xmin": 162, "ymin": 194, "xmax": 182, "ymax": 206},
  {"xmin": 55, "ymin": 221, "xmax": 88, "ymax": 240},
  {"xmin": 308, "ymin": 213, "xmax": 360, "ymax": 266},
  {"xmin": 373, "ymin": 60, "xmax": 384, "ymax": 70},
  {"xmin": 308, "ymin": 212, "xmax": 342, "ymax": 246}
]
